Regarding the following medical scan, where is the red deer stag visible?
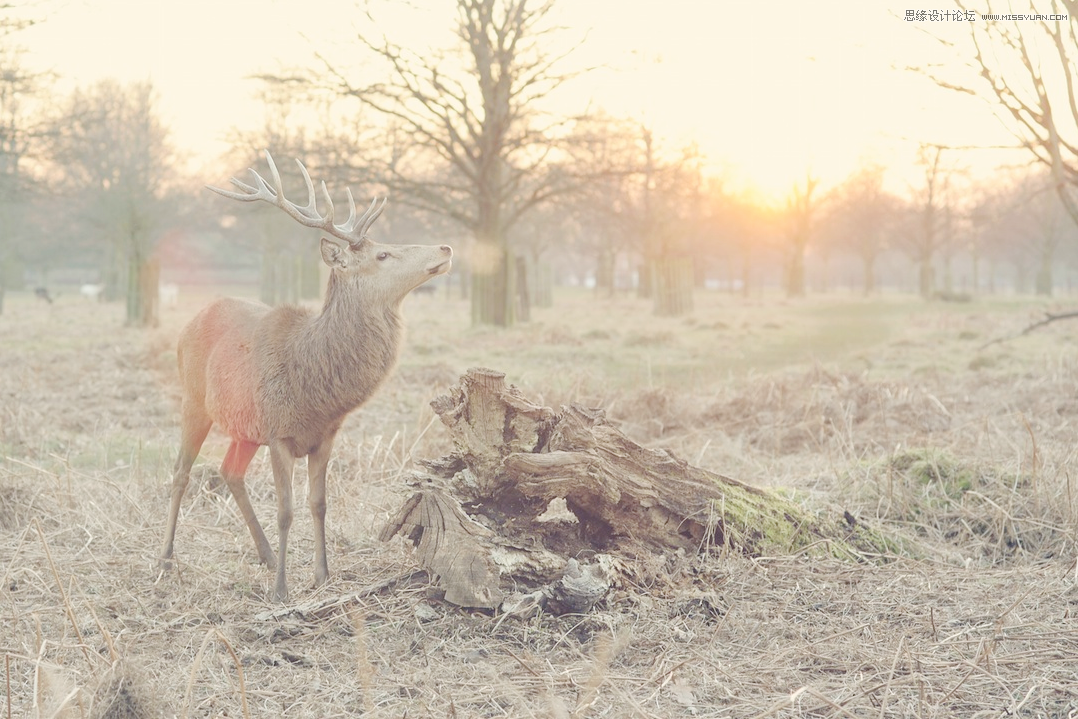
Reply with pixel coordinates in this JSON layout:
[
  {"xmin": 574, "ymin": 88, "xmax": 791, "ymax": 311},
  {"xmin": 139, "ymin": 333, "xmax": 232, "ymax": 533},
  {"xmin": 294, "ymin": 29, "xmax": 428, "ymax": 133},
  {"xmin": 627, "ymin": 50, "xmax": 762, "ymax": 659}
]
[{"xmin": 159, "ymin": 152, "xmax": 452, "ymax": 602}]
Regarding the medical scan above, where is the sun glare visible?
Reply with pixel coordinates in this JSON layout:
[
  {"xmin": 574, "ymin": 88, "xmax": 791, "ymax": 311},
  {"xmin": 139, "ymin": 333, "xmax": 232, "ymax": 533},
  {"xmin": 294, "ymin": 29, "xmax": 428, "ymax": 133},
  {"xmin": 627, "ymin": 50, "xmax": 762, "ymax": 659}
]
[{"xmin": 21, "ymin": 0, "xmax": 1032, "ymax": 201}]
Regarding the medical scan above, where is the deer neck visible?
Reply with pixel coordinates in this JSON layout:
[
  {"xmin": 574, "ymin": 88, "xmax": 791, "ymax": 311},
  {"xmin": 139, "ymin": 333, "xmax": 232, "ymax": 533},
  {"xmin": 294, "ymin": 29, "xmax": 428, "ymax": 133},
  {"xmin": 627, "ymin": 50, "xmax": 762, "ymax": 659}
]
[{"xmin": 303, "ymin": 272, "xmax": 404, "ymax": 406}]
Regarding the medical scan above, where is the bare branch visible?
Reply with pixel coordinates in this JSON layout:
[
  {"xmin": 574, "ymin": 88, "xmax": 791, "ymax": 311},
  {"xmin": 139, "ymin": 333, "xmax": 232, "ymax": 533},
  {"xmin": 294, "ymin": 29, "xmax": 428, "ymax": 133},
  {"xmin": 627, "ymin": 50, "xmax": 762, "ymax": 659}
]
[
  {"xmin": 932, "ymin": 0, "xmax": 1078, "ymax": 225},
  {"xmin": 979, "ymin": 309, "xmax": 1078, "ymax": 349}
]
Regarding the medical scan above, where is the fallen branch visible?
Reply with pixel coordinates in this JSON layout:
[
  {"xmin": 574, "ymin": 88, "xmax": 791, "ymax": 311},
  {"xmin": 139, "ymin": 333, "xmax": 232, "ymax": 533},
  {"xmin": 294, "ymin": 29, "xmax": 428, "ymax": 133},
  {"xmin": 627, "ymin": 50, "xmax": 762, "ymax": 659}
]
[
  {"xmin": 254, "ymin": 571, "xmax": 425, "ymax": 622},
  {"xmin": 979, "ymin": 309, "xmax": 1078, "ymax": 350}
]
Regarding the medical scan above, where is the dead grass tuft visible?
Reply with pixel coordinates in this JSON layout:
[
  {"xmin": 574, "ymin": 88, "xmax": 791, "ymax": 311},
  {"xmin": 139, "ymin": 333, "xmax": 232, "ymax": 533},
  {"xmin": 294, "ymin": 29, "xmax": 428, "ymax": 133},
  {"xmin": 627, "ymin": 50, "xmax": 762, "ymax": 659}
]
[
  {"xmin": 623, "ymin": 330, "xmax": 677, "ymax": 347},
  {"xmin": 609, "ymin": 386, "xmax": 686, "ymax": 441},
  {"xmin": 840, "ymin": 447, "xmax": 1078, "ymax": 564},
  {"xmin": 89, "ymin": 662, "xmax": 161, "ymax": 719},
  {"xmin": 541, "ymin": 325, "xmax": 583, "ymax": 346},
  {"xmin": 0, "ymin": 483, "xmax": 37, "ymax": 530}
]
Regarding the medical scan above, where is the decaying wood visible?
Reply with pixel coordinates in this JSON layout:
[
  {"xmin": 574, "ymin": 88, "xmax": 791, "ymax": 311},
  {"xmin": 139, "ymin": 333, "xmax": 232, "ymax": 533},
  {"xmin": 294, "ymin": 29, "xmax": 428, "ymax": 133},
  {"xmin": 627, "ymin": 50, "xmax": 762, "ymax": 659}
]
[
  {"xmin": 379, "ymin": 489, "xmax": 504, "ymax": 608},
  {"xmin": 382, "ymin": 368, "xmax": 896, "ymax": 611}
]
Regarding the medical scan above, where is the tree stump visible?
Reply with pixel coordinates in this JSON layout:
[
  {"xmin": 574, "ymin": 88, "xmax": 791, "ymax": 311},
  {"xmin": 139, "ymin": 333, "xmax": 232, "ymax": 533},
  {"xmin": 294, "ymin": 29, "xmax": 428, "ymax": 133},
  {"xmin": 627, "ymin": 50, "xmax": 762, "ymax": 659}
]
[{"xmin": 381, "ymin": 368, "xmax": 897, "ymax": 611}]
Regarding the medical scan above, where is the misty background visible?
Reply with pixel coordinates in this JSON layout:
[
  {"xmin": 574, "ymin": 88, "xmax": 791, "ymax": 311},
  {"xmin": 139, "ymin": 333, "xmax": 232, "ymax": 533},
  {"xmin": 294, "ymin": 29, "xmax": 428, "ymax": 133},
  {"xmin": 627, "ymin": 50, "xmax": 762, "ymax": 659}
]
[{"xmin": 0, "ymin": 0, "xmax": 1076, "ymax": 326}]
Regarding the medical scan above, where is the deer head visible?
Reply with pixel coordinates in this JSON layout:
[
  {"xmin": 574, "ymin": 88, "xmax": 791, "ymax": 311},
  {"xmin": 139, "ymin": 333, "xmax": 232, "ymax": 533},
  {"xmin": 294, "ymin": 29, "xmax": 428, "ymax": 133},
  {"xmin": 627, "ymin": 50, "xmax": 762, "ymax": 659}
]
[
  {"xmin": 208, "ymin": 151, "xmax": 452, "ymax": 304},
  {"xmin": 318, "ymin": 234, "xmax": 453, "ymax": 305}
]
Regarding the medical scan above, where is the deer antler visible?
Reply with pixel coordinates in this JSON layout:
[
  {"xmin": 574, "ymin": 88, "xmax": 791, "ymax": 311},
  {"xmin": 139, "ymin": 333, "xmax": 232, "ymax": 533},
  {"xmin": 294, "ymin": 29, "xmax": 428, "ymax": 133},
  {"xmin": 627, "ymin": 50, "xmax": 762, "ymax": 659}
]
[{"xmin": 208, "ymin": 150, "xmax": 386, "ymax": 248}]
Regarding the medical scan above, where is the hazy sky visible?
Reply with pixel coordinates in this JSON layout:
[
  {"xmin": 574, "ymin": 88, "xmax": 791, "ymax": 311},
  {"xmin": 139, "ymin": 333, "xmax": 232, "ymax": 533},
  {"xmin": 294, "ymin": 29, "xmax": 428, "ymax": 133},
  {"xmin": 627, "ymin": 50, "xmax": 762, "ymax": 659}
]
[{"xmin": 19, "ymin": 0, "xmax": 1024, "ymax": 200}]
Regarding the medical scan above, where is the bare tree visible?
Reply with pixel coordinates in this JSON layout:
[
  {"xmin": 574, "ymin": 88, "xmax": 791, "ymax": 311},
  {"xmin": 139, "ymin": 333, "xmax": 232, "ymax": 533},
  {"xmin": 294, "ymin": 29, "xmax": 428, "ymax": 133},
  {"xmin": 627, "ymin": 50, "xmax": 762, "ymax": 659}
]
[
  {"xmin": 780, "ymin": 172, "xmax": 820, "ymax": 298},
  {"xmin": 1001, "ymin": 169, "xmax": 1078, "ymax": 295},
  {"xmin": 965, "ymin": 176, "xmax": 1033, "ymax": 293},
  {"xmin": 560, "ymin": 114, "xmax": 643, "ymax": 297},
  {"xmin": 0, "ymin": 2, "xmax": 43, "ymax": 37},
  {"xmin": 825, "ymin": 164, "xmax": 901, "ymax": 295},
  {"xmin": 635, "ymin": 128, "xmax": 703, "ymax": 316},
  {"xmin": 53, "ymin": 79, "xmax": 175, "ymax": 326},
  {"xmin": 563, "ymin": 116, "xmax": 701, "ymax": 313},
  {"xmin": 924, "ymin": 1, "xmax": 1078, "ymax": 225},
  {"xmin": 0, "ymin": 51, "xmax": 37, "ymax": 311},
  {"xmin": 966, "ymin": 181, "xmax": 1006, "ymax": 293},
  {"xmin": 0, "ymin": 11, "xmax": 52, "ymax": 313},
  {"xmin": 304, "ymin": 0, "xmax": 586, "ymax": 326},
  {"xmin": 895, "ymin": 146, "xmax": 959, "ymax": 298},
  {"xmin": 1028, "ymin": 188, "xmax": 1076, "ymax": 296}
]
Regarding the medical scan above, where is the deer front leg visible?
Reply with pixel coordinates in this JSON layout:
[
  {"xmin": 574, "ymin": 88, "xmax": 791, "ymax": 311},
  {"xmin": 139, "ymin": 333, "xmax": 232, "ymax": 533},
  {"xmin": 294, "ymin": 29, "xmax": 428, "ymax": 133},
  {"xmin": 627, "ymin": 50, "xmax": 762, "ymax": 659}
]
[
  {"xmin": 220, "ymin": 439, "xmax": 275, "ymax": 569},
  {"xmin": 159, "ymin": 411, "xmax": 213, "ymax": 570},
  {"xmin": 307, "ymin": 438, "xmax": 336, "ymax": 588},
  {"xmin": 268, "ymin": 440, "xmax": 296, "ymax": 602}
]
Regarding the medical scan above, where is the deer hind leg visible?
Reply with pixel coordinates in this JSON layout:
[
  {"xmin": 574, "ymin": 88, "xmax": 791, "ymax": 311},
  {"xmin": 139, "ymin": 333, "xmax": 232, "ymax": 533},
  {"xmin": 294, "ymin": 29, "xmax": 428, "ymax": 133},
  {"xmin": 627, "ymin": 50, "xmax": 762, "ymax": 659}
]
[
  {"xmin": 268, "ymin": 440, "xmax": 297, "ymax": 602},
  {"xmin": 307, "ymin": 438, "xmax": 336, "ymax": 588},
  {"xmin": 220, "ymin": 439, "xmax": 276, "ymax": 570},
  {"xmin": 159, "ymin": 409, "xmax": 212, "ymax": 570}
]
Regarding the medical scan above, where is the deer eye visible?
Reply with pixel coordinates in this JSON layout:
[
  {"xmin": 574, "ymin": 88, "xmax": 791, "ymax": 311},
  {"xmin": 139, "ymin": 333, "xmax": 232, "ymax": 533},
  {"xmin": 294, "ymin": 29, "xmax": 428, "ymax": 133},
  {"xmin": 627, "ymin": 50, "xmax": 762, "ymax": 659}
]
[{"xmin": 376, "ymin": 251, "xmax": 389, "ymax": 261}]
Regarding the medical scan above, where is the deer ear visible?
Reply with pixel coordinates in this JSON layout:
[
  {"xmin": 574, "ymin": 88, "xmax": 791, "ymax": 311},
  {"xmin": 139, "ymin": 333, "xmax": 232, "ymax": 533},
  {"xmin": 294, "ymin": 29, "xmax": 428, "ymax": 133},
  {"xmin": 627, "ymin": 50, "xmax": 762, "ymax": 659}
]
[{"xmin": 320, "ymin": 238, "xmax": 348, "ymax": 269}]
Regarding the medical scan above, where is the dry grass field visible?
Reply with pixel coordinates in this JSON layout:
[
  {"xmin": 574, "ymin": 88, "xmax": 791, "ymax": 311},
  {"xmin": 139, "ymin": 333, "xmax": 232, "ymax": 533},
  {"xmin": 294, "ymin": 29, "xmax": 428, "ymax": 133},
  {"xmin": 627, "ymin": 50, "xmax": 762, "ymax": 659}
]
[{"xmin": 3, "ymin": 285, "xmax": 1078, "ymax": 718}]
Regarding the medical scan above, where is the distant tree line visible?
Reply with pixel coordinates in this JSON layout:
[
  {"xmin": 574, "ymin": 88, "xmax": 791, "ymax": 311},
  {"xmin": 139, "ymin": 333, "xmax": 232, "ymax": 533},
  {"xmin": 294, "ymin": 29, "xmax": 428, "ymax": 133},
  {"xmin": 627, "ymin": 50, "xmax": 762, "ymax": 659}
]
[{"xmin": 2, "ymin": 0, "xmax": 1076, "ymax": 326}]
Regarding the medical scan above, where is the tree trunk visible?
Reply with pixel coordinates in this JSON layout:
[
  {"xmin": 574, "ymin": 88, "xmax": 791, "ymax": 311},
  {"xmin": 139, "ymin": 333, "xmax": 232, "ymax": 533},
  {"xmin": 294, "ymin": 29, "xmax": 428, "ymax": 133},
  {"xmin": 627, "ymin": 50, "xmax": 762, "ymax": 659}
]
[
  {"xmin": 918, "ymin": 258, "xmax": 935, "ymax": 298},
  {"xmin": 458, "ymin": 265, "xmax": 470, "ymax": 300},
  {"xmin": 104, "ymin": 254, "xmax": 123, "ymax": 303},
  {"xmin": 0, "ymin": 254, "xmax": 8, "ymax": 315},
  {"xmin": 471, "ymin": 242, "xmax": 514, "ymax": 327},
  {"xmin": 785, "ymin": 248, "xmax": 806, "ymax": 297},
  {"xmin": 637, "ymin": 261, "xmax": 652, "ymax": 299},
  {"xmin": 3, "ymin": 254, "xmax": 23, "ymax": 292},
  {"xmin": 862, "ymin": 254, "xmax": 876, "ymax": 295},
  {"xmin": 813, "ymin": 251, "xmax": 831, "ymax": 293},
  {"xmin": 1015, "ymin": 262, "xmax": 1030, "ymax": 294},
  {"xmin": 279, "ymin": 253, "xmax": 299, "ymax": 305},
  {"xmin": 533, "ymin": 262, "xmax": 553, "ymax": 308},
  {"xmin": 595, "ymin": 249, "xmax": 615, "ymax": 298},
  {"xmin": 652, "ymin": 257, "xmax": 694, "ymax": 316},
  {"xmin": 260, "ymin": 250, "xmax": 277, "ymax": 306},
  {"xmin": 260, "ymin": 250, "xmax": 304, "ymax": 306},
  {"xmin": 381, "ymin": 368, "xmax": 899, "ymax": 612},
  {"xmin": 515, "ymin": 255, "xmax": 530, "ymax": 323},
  {"xmin": 127, "ymin": 256, "xmax": 159, "ymax": 328},
  {"xmin": 740, "ymin": 251, "xmax": 752, "ymax": 298},
  {"xmin": 1035, "ymin": 261, "xmax": 1053, "ymax": 297}
]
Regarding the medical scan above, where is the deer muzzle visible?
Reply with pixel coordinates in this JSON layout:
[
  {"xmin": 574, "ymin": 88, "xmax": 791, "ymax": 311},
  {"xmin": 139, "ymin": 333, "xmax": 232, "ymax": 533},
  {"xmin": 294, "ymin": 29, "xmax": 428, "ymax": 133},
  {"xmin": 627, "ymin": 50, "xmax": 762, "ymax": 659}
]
[{"xmin": 428, "ymin": 245, "xmax": 454, "ymax": 275}]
